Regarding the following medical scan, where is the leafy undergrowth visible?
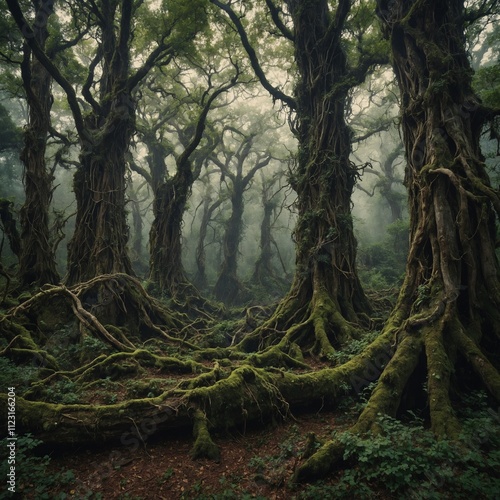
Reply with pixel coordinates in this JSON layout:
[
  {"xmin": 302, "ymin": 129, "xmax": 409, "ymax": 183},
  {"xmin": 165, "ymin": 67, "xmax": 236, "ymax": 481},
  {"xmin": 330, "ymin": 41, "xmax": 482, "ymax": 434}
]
[
  {"xmin": 1, "ymin": 281, "xmax": 499, "ymax": 499},
  {"xmin": 2, "ymin": 392, "xmax": 498, "ymax": 499}
]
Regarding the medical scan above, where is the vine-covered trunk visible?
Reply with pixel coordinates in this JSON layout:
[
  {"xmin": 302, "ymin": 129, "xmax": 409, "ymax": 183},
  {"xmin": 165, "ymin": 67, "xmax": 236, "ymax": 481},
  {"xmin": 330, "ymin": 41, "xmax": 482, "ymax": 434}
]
[
  {"xmin": 66, "ymin": 1, "xmax": 136, "ymax": 285},
  {"xmin": 149, "ymin": 170, "xmax": 192, "ymax": 294},
  {"xmin": 18, "ymin": 0, "xmax": 59, "ymax": 287},
  {"xmin": 242, "ymin": 0, "xmax": 371, "ymax": 356},
  {"xmin": 214, "ymin": 188, "xmax": 244, "ymax": 304},
  {"xmin": 296, "ymin": 0, "xmax": 500, "ymax": 481},
  {"xmin": 66, "ymin": 110, "xmax": 134, "ymax": 285},
  {"xmin": 290, "ymin": 0, "xmax": 370, "ymax": 321}
]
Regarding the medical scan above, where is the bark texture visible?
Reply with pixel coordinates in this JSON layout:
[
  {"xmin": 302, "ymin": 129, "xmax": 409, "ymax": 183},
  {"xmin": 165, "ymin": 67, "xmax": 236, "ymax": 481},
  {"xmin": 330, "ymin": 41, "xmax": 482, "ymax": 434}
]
[
  {"xmin": 66, "ymin": 1, "xmax": 135, "ymax": 284},
  {"xmin": 239, "ymin": 0, "xmax": 375, "ymax": 357},
  {"xmin": 18, "ymin": 0, "xmax": 59, "ymax": 287},
  {"xmin": 296, "ymin": 0, "xmax": 500, "ymax": 481}
]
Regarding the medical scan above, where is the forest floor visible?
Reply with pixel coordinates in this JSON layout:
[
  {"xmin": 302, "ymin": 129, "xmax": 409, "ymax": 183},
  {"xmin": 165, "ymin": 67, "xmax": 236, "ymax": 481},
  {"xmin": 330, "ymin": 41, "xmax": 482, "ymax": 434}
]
[
  {"xmin": 43, "ymin": 408, "xmax": 356, "ymax": 500},
  {"xmin": 2, "ymin": 280, "xmax": 499, "ymax": 499}
]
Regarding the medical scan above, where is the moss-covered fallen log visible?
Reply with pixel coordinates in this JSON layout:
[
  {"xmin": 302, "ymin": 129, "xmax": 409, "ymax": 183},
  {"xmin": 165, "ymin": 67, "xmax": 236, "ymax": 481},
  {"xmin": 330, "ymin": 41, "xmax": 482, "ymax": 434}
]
[{"xmin": 0, "ymin": 331, "xmax": 394, "ymax": 451}]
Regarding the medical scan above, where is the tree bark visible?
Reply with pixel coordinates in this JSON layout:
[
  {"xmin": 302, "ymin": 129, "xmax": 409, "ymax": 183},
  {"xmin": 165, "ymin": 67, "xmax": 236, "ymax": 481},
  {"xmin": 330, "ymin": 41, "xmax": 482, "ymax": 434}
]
[
  {"xmin": 212, "ymin": 135, "xmax": 271, "ymax": 305},
  {"xmin": 296, "ymin": 0, "xmax": 500, "ymax": 481},
  {"xmin": 149, "ymin": 167, "xmax": 193, "ymax": 293},
  {"xmin": 17, "ymin": 0, "xmax": 59, "ymax": 287},
  {"xmin": 237, "ymin": 0, "xmax": 375, "ymax": 357},
  {"xmin": 148, "ymin": 75, "xmax": 237, "ymax": 296},
  {"xmin": 194, "ymin": 183, "xmax": 223, "ymax": 291},
  {"xmin": 214, "ymin": 186, "xmax": 245, "ymax": 304},
  {"xmin": 288, "ymin": 0, "xmax": 371, "ymax": 321},
  {"xmin": 65, "ymin": 1, "xmax": 139, "ymax": 284}
]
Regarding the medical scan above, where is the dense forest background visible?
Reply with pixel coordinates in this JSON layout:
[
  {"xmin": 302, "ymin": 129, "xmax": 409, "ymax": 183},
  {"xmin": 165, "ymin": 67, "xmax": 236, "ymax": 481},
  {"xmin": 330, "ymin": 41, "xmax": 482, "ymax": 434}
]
[{"xmin": 0, "ymin": 0, "xmax": 499, "ymax": 498}]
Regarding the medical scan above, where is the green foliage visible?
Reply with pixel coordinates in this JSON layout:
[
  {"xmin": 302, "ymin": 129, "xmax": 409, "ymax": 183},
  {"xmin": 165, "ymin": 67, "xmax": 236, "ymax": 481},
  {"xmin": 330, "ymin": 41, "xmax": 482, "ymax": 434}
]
[
  {"xmin": 0, "ymin": 434, "xmax": 75, "ymax": 498},
  {"xmin": 136, "ymin": 0, "xmax": 208, "ymax": 57},
  {"xmin": 45, "ymin": 378, "xmax": 80, "ymax": 404},
  {"xmin": 78, "ymin": 335, "xmax": 113, "ymax": 364},
  {"xmin": 415, "ymin": 284, "xmax": 431, "ymax": 308},
  {"xmin": 328, "ymin": 330, "xmax": 380, "ymax": 365},
  {"xmin": 0, "ymin": 357, "xmax": 38, "ymax": 391},
  {"xmin": 473, "ymin": 22, "xmax": 500, "ymax": 109},
  {"xmin": 202, "ymin": 320, "xmax": 240, "ymax": 348},
  {"xmin": 309, "ymin": 409, "xmax": 500, "ymax": 499},
  {"xmin": 359, "ymin": 219, "xmax": 409, "ymax": 290}
]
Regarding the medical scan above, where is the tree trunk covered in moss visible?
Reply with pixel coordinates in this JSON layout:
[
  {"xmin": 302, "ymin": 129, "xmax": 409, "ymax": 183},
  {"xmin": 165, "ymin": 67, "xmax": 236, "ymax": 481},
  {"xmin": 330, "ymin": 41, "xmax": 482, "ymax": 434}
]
[
  {"xmin": 296, "ymin": 0, "xmax": 500, "ymax": 482},
  {"xmin": 18, "ymin": 0, "xmax": 59, "ymax": 287},
  {"xmin": 210, "ymin": 0, "xmax": 389, "ymax": 352},
  {"xmin": 67, "ymin": 108, "xmax": 135, "ymax": 284},
  {"xmin": 235, "ymin": 0, "xmax": 376, "ymax": 357},
  {"xmin": 288, "ymin": 0, "xmax": 371, "ymax": 322},
  {"xmin": 6, "ymin": 0, "xmax": 199, "ymax": 287}
]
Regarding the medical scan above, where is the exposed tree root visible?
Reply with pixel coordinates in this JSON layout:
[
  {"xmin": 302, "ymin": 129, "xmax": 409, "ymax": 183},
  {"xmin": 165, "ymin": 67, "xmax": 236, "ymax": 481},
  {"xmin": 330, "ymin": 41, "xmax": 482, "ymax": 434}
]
[
  {"xmin": 294, "ymin": 303, "xmax": 500, "ymax": 482},
  {"xmin": 191, "ymin": 409, "xmax": 221, "ymax": 461},
  {"xmin": 0, "ymin": 334, "xmax": 395, "ymax": 448},
  {"xmin": 1, "ymin": 274, "xmax": 205, "ymax": 352},
  {"xmin": 237, "ymin": 279, "xmax": 364, "ymax": 360}
]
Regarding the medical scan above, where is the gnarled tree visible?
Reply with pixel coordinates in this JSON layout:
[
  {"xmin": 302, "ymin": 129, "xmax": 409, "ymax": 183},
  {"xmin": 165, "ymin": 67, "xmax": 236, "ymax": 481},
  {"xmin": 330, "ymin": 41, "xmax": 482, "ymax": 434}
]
[
  {"xmin": 211, "ymin": 130, "xmax": 272, "ymax": 304},
  {"xmin": 212, "ymin": 0, "xmax": 387, "ymax": 356},
  {"xmin": 296, "ymin": 0, "xmax": 500, "ymax": 481},
  {"xmin": 14, "ymin": 0, "xmax": 59, "ymax": 286},
  {"xmin": 146, "ymin": 66, "xmax": 239, "ymax": 297},
  {"xmin": 6, "ymin": 0, "xmax": 208, "ymax": 285}
]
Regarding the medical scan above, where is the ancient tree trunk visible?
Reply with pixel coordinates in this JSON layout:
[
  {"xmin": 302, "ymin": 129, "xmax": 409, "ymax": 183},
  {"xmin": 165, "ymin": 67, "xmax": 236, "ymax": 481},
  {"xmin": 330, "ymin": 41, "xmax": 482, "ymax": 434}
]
[
  {"xmin": 214, "ymin": 186, "xmax": 245, "ymax": 304},
  {"xmin": 7, "ymin": 0, "xmax": 182, "ymax": 287},
  {"xmin": 194, "ymin": 187, "xmax": 223, "ymax": 291},
  {"xmin": 66, "ymin": 94, "xmax": 134, "ymax": 285},
  {"xmin": 148, "ymin": 78, "xmax": 236, "ymax": 297},
  {"xmin": 296, "ymin": 0, "xmax": 500, "ymax": 481},
  {"xmin": 239, "ymin": 0, "xmax": 373, "ymax": 357},
  {"xmin": 252, "ymin": 187, "xmax": 275, "ymax": 286},
  {"xmin": 66, "ymin": 100, "xmax": 135, "ymax": 287},
  {"xmin": 18, "ymin": 0, "xmax": 59, "ymax": 286},
  {"xmin": 289, "ymin": 0, "xmax": 371, "ymax": 320},
  {"xmin": 64, "ymin": 0, "xmax": 138, "ymax": 284},
  {"xmin": 211, "ymin": 0, "xmax": 389, "ymax": 354},
  {"xmin": 149, "ymin": 167, "xmax": 193, "ymax": 294}
]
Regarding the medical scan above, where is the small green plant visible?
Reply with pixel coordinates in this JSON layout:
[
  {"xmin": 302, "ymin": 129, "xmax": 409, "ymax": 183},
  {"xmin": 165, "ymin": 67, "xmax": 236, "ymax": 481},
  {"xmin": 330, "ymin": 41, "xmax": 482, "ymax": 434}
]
[
  {"xmin": 0, "ymin": 357, "xmax": 39, "ymax": 391},
  {"xmin": 325, "ymin": 409, "xmax": 500, "ymax": 498},
  {"xmin": 157, "ymin": 467, "xmax": 174, "ymax": 484},
  {"xmin": 328, "ymin": 330, "xmax": 380, "ymax": 365},
  {"xmin": 45, "ymin": 378, "xmax": 80, "ymax": 404},
  {"xmin": 0, "ymin": 434, "xmax": 76, "ymax": 498},
  {"xmin": 79, "ymin": 335, "xmax": 112, "ymax": 363},
  {"xmin": 415, "ymin": 284, "xmax": 431, "ymax": 308}
]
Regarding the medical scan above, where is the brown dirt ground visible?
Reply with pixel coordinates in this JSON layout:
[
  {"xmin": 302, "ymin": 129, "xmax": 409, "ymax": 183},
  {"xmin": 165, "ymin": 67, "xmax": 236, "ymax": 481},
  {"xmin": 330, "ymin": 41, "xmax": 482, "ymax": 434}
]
[{"xmin": 40, "ymin": 409, "xmax": 356, "ymax": 499}]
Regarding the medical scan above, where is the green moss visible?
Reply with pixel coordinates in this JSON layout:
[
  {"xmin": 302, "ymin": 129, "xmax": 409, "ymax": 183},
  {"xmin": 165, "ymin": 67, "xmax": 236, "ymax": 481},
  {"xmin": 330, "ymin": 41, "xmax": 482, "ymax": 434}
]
[{"xmin": 191, "ymin": 409, "xmax": 220, "ymax": 461}]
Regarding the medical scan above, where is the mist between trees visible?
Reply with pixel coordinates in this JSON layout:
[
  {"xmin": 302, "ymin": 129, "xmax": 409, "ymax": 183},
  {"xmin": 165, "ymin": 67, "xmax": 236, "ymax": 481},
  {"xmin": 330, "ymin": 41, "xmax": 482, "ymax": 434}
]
[{"xmin": 0, "ymin": 0, "xmax": 499, "ymax": 496}]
